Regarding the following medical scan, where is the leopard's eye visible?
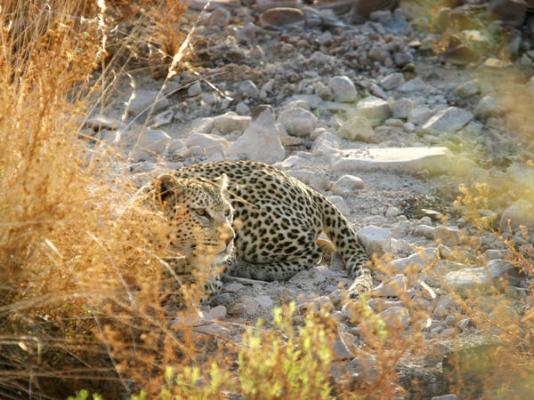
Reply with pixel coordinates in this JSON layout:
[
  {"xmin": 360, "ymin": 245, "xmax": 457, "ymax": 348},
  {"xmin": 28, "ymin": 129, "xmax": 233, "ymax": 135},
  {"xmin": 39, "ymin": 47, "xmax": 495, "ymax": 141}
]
[{"xmin": 195, "ymin": 208, "xmax": 209, "ymax": 218}]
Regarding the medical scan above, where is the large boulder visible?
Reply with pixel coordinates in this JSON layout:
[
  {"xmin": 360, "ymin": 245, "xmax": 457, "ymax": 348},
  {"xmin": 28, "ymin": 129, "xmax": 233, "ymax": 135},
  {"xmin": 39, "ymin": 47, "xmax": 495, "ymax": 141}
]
[
  {"xmin": 228, "ymin": 107, "xmax": 285, "ymax": 163},
  {"xmin": 422, "ymin": 107, "xmax": 473, "ymax": 133},
  {"xmin": 278, "ymin": 107, "xmax": 318, "ymax": 137}
]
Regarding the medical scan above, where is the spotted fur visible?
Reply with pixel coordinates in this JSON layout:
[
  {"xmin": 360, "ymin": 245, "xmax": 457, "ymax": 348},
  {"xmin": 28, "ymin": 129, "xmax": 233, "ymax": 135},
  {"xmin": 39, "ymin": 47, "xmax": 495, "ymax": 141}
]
[
  {"xmin": 155, "ymin": 160, "xmax": 371, "ymax": 294},
  {"xmin": 146, "ymin": 173, "xmax": 234, "ymax": 294}
]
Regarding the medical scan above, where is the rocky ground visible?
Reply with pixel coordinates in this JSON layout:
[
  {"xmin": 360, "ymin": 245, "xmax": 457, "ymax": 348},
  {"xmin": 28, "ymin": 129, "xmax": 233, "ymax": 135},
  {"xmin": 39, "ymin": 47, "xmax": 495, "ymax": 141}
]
[{"xmin": 82, "ymin": 1, "xmax": 534, "ymax": 398}]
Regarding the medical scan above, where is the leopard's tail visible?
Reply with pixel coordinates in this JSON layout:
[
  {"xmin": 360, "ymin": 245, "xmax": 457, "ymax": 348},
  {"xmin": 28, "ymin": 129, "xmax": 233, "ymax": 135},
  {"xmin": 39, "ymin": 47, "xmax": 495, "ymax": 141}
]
[{"xmin": 316, "ymin": 194, "xmax": 370, "ymax": 279}]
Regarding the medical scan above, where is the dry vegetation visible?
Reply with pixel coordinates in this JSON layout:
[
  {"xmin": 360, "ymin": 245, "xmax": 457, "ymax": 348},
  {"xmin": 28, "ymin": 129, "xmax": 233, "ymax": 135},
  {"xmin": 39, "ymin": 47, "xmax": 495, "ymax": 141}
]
[
  {"xmin": 1, "ymin": 1, "xmax": 533, "ymax": 399},
  {"xmin": 0, "ymin": 1, "xmax": 190, "ymax": 397}
]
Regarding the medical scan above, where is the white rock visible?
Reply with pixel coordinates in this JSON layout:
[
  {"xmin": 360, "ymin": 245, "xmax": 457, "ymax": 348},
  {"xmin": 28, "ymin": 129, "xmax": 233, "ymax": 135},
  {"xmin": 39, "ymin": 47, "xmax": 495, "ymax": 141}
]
[
  {"xmin": 310, "ymin": 265, "xmax": 336, "ymax": 285},
  {"xmin": 84, "ymin": 115, "xmax": 124, "ymax": 130},
  {"xmin": 224, "ymin": 282, "xmax": 245, "ymax": 293},
  {"xmin": 333, "ymin": 339, "xmax": 354, "ymax": 360},
  {"xmin": 331, "ymin": 147, "xmax": 454, "ymax": 175},
  {"xmin": 385, "ymin": 206, "xmax": 401, "ymax": 217},
  {"xmin": 394, "ymin": 51, "xmax": 411, "ymax": 67},
  {"xmin": 391, "ymin": 248, "xmax": 439, "ymax": 273},
  {"xmin": 189, "ymin": 117, "xmax": 214, "ymax": 133},
  {"xmin": 414, "ymin": 224, "xmax": 436, "ymax": 239},
  {"xmin": 398, "ymin": 77, "xmax": 427, "ymax": 93},
  {"xmin": 256, "ymin": 295, "xmax": 275, "ymax": 309},
  {"xmin": 433, "ymin": 295, "xmax": 458, "ymax": 319},
  {"xmin": 151, "ymin": 109, "xmax": 175, "ymax": 128},
  {"xmin": 127, "ymin": 90, "xmax": 170, "ymax": 115},
  {"xmin": 312, "ymin": 131, "xmax": 342, "ymax": 154},
  {"xmin": 196, "ymin": 321, "xmax": 233, "ymax": 338},
  {"xmin": 422, "ymin": 107, "xmax": 473, "ymax": 133},
  {"xmin": 380, "ymin": 73, "xmax": 405, "ymax": 90},
  {"xmin": 275, "ymin": 154, "xmax": 308, "ymax": 170},
  {"xmin": 484, "ymin": 249, "xmax": 507, "ymax": 260},
  {"xmin": 392, "ymin": 220, "xmax": 412, "ymax": 237},
  {"xmin": 220, "ymin": 98, "xmax": 231, "ymax": 109},
  {"xmin": 288, "ymin": 169, "xmax": 329, "ymax": 190},
  {"xmin": 368, "ymin": 81, "xmax": 387, "ymax": 99},
  {"xmin": 278, "ymin": 107, "xmax": 318, "ymax": 137},
  {"xmin": 486, "ymin": 259, "xmax": 517, "ymax": 280},
  {"xmin": 260, "ymin": 79, "xmax": 274, "ymax": 96},
  {"xmin": 201, "ymin": 92, "xmax": 218, "ymax": 105},
  {"xmin": 187, "ymin": 82, "xmax": 202, "ymax": 97},
  {"xmin": 347, "ymin": 352, "xmax": 378, "ymax": 383},
  {"xmin": 238, "ymin": 80, "xmax": 260, "ymax": 97},
  {"xmin": 185, "ymin": 132, "xmax": 230, "ymax": 156},
  {"xmin": 408, "ymin": 105, "xmax": 434, "ymax": 125},
  {"xmin": 385, "ymin": 118, "xmax": 404, "ymax": 128},
  {"xmin": 310, "ymin": 51, "xmax": 336, "ymax": 64},
  {"xmin": 228, "ymin": 108, "xmax": 285, "ymax": 163},
  {"xmin": 310, "ymin": 127, "xmax": 327, "ymax": 140},
  {"xmin": 166, "ymin": 138, "xmax": 186, "ymax": 156},
  {"xmin": 404, "ymin": 122, "xmax": 415, "ymax": 132},
  {"xmin": 475, "ymin": 95, "xmax": 504, "ymax": 118},
  {"xmin": 320, "ymin": 101, "xmax": 354, "ymax": 113},
  {"xmin": 337, "ymin": 114, "xmax": 375, "ymax": 142},
  {"xmin": 128, "ymin": 161, "xmax": 156, "ymax": 174},
  {"xmin": 391, "ymin": 238, "xmax": 412, "ymax": 256},
  {"xmin": 446, "ymin": 260, "xmax": 520, "ymax": 292},
  {"xmin": 328, "ymin": 76, "xmax": 358, "ymax": 102},
  {"xmin": 206, "ymin": 305, "xmax": 227, "ymax": 320},
  {"xmin": 444, "ymin": 268, "xmax": 490, "ymax": 290},
  {"xmin": 230, "ymin": 296, "xmax": 260, "ymax": 317},
  {"xmin": 357, "ymin": 226, "xmax": 392, "ymax": 255},
  {"xmin": 356, "ymin": 96, "xmax": 392, "ymax": 126},
  {"xmin": 130, "ymin": 129, "xmax": 171, "ymax": 159},
  {"xmin": 285, "ymin": 99, "xmax": 310, "ymax": 110},
  {"xmin": 379, "ymin": 306, "xmax": 410, "ymax": 329},
  {"xmin": 314, "ymin": 81, "xmax": 332, "ymax": 98},
  {"xmin": 370, "ymin": 274, "xmax": 408, "ymax": 297},
  {"xmin": 286, "ymin": 94, "xmax": 322, "ymax": 109},
  {"xmin": 391, "ymin": 98, "xmax": 415, "ymax": 119},
  {"xmin": 419, "ymin": 216, "xmax": 432, "ymax": 225},
  {"xmin": 455, "ymin": 80, "xmax": 480, "ymax": 97},
  {"xmin": 368, "ymin": 44, "xmax": 390, "ymax": 63},
  {"xmin": 236, "ymin": 102, "xmax": 250, "ymax": 115},
  {"xmin": 331, "ymin": 175, "xmax": 365, "ymax": 194},
  {"xmin": 434, "ymin": 226, "xmax": 462, "ymax": 246},
  {"xmin": 212, "ymin": 112, "xmax": 251, "ymax": 134}
]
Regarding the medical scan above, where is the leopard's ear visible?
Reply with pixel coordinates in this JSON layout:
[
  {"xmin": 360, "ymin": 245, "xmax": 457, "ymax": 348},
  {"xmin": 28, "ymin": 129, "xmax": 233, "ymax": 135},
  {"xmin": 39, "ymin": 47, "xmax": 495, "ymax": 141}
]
[
  {"xmin": 154, "ymin": 174, "xmax": 180, "ymax": 205},
  {"xmin": 214, "ymin": 174, "xmax": 228, "ymax": 192}
]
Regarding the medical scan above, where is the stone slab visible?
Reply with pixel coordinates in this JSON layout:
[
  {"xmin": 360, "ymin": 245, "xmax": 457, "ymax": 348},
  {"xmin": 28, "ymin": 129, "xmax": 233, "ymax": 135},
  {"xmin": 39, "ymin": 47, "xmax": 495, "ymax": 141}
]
[{"xmin": 331, "ymin": 146, "xmax": 453, "ymax": 175}]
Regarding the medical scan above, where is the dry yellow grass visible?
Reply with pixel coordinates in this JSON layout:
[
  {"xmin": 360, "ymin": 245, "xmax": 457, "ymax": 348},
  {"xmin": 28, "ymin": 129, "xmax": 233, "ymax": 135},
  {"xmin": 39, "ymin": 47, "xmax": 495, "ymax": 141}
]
[{"xmin": 0, "ymin": 1, "xmax": 192, "ymax": 397}]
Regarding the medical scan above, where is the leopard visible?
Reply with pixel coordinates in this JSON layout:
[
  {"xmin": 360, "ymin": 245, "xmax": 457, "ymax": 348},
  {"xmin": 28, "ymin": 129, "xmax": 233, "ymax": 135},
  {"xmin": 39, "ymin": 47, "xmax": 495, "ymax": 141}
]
[{"xmin": 150, "ymin": 160, "xmax": 373, "ymax": 296}]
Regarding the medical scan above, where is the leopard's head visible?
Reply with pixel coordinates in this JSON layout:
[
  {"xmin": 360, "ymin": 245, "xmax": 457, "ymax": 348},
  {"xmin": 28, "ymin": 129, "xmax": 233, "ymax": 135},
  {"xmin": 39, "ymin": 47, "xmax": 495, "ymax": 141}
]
[{"xmin": 153, "ymin": 173, "xmax": 235, "ymax": 268}]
